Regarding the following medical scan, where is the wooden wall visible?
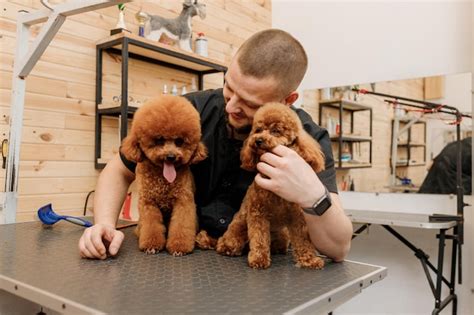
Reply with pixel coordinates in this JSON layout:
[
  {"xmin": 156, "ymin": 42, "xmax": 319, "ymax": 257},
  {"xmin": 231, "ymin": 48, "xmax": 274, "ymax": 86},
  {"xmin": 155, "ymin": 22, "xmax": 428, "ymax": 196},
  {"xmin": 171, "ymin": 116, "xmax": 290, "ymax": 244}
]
[
  {"xmin": 0, "ymin": 0, "xmax": 271, "ymax": 221},
  {"xmin": 303, "ymin": 78, "xmax": 432, "ymax": 193}
]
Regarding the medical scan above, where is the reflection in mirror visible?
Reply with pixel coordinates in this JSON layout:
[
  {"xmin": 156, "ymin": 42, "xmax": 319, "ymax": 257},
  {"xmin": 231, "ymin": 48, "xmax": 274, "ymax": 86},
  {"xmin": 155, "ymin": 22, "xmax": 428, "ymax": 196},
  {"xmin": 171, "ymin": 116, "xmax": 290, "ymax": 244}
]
[{"xmin": 302, "ymin": 72, "xmax": 472, "ymax": 194}]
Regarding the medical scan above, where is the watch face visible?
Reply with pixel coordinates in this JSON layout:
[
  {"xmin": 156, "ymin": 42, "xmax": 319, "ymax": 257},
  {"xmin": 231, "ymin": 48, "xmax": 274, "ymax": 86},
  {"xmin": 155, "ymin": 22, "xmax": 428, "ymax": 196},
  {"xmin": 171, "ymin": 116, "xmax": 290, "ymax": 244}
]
[{"xmin": 314, "ymin": 197, "xmax": 332, "ymax": 216}]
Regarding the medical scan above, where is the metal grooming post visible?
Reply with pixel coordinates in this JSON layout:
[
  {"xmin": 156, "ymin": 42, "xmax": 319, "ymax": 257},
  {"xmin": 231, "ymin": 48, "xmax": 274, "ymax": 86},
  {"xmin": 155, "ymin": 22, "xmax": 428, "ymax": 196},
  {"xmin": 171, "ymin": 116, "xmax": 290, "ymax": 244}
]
[{"xmin": 3, "ymin": 0, "xmax": 131, "ymax": 224}]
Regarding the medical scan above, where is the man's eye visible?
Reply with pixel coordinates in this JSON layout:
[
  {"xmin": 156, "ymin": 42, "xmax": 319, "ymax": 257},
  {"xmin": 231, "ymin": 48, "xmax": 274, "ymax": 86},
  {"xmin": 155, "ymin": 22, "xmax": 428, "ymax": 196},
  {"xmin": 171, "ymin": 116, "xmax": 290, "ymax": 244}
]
[
  {"xmin": 154, "ymin": 137, "xmax": 165, "ymax": 146},
  {"xmin": 175, "ymin": 138, "xmax": 184, "ymax": 147}
]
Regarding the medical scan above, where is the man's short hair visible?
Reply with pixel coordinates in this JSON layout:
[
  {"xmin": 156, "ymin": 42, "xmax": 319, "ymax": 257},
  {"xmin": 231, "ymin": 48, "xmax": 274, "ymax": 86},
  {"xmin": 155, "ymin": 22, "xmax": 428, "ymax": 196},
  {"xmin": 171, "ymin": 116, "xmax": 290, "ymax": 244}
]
[{"xmin": 236, "ymin": 29, "xmax": 308, "ymax": 99}]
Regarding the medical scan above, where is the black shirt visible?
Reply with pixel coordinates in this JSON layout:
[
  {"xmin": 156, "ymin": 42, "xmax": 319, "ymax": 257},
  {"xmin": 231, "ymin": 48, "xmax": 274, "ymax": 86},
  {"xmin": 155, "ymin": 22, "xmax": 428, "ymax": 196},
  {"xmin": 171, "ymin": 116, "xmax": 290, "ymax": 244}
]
[
  {"xmin": 120, "ymin": 89, "xmax": 337, "ymax": 237},
  {"xmin": 418, "ymin": 137, "xmax": 471, "ymax": 194}
]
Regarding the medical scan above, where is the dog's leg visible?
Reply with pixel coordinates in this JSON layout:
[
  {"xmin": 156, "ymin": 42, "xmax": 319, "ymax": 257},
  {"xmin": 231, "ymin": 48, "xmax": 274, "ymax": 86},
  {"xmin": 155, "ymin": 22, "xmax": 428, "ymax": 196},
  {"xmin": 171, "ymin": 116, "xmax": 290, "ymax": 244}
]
[
  {"xmin": 247, "ymin": 211, "xmax": 271, "ymax": 269},
  {"xmin": 271, "ymin": 227, "xmax": 290, "ymax": 255},
  {"xmin": 287, "ymin": 208, "xmax": 324, "ymax": 269},
  {"xmin": 136, "ymin": 203, "xmax": 166, "ymax": 254},
  {"xmin": 146, "ymin": 29, "xmax": 164, "ymax": 41},
  {"xmin": 179, "ymin": 38, "xmax": 192, "ymax": 52},
  {"xmin": 166, "ymin": 196, "xmax": 197, "ymax": 256},
  {"xmin": 216, "ymin": 207, "xmax": 248, "ymax": 256}
]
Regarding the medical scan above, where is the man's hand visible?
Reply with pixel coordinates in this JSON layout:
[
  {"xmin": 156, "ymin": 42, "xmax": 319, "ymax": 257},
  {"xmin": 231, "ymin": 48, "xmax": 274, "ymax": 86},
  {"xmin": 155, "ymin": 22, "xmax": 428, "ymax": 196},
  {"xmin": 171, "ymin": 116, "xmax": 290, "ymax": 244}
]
[
  {"xmin": 78, "ymin": 224, "xmax": 124, "ymax": 259},
  {"xmin": 255, "ymin": 145, "xmax": 325, "ymax": 207}
]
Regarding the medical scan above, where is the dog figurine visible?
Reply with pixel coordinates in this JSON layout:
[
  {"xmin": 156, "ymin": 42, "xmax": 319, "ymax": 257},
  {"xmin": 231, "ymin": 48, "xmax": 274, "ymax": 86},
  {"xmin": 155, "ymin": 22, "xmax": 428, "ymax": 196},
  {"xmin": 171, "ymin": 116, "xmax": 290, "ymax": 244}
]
[
  {"xmin": 216, "ymin": 102, "xmax": 326, "ymax": 269},
  {"xmin": 141, "ymin": 0, "xmax": 206, "ymax": 52},
  {"xmin": 121, "ymin": 96, "xmax": 207, "ymax": 256}
]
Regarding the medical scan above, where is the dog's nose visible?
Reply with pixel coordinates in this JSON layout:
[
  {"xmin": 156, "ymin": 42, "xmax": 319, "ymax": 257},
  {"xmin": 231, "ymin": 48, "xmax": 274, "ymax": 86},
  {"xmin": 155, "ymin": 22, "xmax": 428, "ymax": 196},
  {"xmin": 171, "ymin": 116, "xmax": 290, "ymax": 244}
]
[
  {"xmin": 166, "ymin": 154, "xmax": 176, "ymax": 162},
  {"xmin": 255, "ymin": 138, "xmax": 264, "ymax": 146}
]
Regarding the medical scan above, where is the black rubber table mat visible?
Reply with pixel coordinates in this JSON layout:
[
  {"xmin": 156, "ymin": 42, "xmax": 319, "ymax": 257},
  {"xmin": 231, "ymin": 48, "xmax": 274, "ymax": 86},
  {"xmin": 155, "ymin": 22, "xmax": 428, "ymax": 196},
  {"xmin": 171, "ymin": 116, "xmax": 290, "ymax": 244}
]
[{"xmin": 0, "ymin": 221, "xmax": 384, "ymax": 314}]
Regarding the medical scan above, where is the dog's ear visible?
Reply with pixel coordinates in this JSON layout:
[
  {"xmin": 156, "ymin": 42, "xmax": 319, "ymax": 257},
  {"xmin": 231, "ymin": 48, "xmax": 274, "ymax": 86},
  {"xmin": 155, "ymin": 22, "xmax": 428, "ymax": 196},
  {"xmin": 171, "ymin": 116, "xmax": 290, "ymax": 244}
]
[
  {"xmin": 293, "ymin": 131, "xmax": 326, "ymax": 173},
  {"xmin": 191, "ymin": 142, "xmax": 207, "ymax": 164},
  {"xmin": 240, "ymin": 140, "xmax": 258, "ymax": 171},
  {"xmin": 121, "ymin": 132, "xmax": 144, "ymax": 162}
]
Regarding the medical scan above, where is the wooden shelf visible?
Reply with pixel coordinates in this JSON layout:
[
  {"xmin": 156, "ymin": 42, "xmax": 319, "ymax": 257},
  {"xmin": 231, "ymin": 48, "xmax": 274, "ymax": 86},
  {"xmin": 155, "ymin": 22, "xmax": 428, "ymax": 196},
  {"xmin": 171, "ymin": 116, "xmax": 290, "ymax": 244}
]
[
  {"xmin": 335, "ymin": 162, "xmax": 372, "ymax": 169},
  {"xmin": 386, "ymin": 185, "xmax": 420, "ymax": 193},
  {"xmin": 97, "ymin": 105, "xmax": 138, "ymax": 117},
  {"xmin": 97, "ymin": 32, "xmax": 227, "ymax": 72},
  {"xmin": 397, "ymin": 143, "xmax": 425, "ymax": 147},
  {"xmin": 320, "ymin": 99, "xmax": 373, "ymax": 170},
  {"xmin": 319, "ymin": 99, "xmax": 371, "ymax": 111},
  {"xmin": 396, "ymin": 161, "xmax": 426, "ymax": 167},
  {"xmin": 95, "ymin": 32, "xmax": 228, "ymax": 169},
  {"xmin": 331, "ymin": 135, "xmax": 372, "ymax": 142}
]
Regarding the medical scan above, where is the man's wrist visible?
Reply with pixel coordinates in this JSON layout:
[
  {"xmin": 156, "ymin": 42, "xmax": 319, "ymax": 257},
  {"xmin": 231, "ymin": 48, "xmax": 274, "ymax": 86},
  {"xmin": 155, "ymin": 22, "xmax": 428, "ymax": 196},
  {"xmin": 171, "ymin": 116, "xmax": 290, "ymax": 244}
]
[{"xmin": 299, "ymin": 184, "xmax": 326, "ymax": 209}]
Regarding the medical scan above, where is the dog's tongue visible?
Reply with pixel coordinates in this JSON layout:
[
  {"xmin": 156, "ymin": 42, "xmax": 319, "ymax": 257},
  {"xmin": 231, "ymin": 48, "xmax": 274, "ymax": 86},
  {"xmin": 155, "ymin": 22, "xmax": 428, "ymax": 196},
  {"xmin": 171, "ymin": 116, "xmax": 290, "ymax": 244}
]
[{"xmin": 163, "ymin": 162, "xmax": 176, "ymax": 183}]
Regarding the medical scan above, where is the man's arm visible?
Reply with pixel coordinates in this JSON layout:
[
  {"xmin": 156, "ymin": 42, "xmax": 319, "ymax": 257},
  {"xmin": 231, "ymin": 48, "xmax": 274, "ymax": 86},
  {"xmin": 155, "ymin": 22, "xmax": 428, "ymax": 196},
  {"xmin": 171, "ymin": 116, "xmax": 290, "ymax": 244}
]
[
  {"xmin": 302, "ymin": 193, "xmax": 352, "ymax": 262},
  {"xmin": 78, "ymin": 153, "xmax": 136, "ymax": 259},
  {"xmin": 255, "ymin": 145, "xmax": 352, "ymax": 262}
]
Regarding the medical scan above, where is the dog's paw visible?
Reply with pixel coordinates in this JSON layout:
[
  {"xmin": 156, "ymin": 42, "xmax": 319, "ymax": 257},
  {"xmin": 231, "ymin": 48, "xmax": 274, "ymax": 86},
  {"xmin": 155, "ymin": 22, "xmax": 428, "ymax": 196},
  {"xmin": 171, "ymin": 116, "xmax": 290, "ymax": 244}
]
[
  {"xmin": 139, "ymin": 235, "xmax": 165, "ymax": 254},
  {"xmin": 145, "ymin": 248, "xmax": 158, "ymax": 255},
  {"xmin": 216, "ymin": 237, "xmax": 243, "ymax": 256},
  {"xmin": 166, "ymin": 238, "xmax": 194, "ymax": 256},
  {"xmin": 195, "ymin": 230, "xmax": 217, "ymax": 250},
  {"xmin": 295, "ymin": 255, "xmax": 325, "ymax": 269},
  {"xmin": 248, "ymin": 251, "xmax": 271, "ymax": 269}
]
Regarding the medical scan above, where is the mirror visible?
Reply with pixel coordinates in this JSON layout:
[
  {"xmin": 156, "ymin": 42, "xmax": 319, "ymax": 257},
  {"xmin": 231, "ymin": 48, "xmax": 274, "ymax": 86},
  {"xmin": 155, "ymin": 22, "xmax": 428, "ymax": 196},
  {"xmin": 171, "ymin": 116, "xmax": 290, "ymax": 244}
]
[{"xmin": 302, "ymin": 72, "xmax": 472, "ymax": 194}]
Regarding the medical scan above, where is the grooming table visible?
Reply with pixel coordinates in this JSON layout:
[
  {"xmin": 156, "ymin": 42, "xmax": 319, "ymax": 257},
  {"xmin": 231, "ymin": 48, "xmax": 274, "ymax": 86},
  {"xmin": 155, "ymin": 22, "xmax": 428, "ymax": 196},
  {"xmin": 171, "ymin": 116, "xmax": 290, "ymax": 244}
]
[
  {"xmin": 0, "ymin": 220, "xmax": 386, "ymax": 314},
  {"xmin": 342, "ymin": 192, "xmax": 461, "ymax": 315}
]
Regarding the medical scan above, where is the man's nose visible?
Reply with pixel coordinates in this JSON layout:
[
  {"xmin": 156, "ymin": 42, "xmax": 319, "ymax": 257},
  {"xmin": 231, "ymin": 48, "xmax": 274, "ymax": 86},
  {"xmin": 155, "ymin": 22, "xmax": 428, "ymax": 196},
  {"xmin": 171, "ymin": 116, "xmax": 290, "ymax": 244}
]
[{"xmin": 225, "ymin": 95, "xmax": 242, "ymax": 113}]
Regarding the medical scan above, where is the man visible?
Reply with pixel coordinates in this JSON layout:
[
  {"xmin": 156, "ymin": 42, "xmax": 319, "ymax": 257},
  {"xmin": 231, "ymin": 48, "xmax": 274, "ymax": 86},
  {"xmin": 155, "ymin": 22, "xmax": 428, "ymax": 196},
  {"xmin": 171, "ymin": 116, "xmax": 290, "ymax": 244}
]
[
  {"xmin": 418, "ymin": 137, "xmax": 471, "ymax": 194},
  {"xmin": 79, "ymin": 29, "xmax": 353, "ymax": 262}
]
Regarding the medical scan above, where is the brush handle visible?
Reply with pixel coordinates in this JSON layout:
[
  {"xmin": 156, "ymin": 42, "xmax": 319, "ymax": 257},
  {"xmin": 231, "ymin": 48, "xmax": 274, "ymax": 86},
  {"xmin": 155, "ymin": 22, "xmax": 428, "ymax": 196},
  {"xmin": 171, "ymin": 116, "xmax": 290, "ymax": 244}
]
[{"xmin": 63, "ymin": 216, "xmax": 93, "ymax": 227}]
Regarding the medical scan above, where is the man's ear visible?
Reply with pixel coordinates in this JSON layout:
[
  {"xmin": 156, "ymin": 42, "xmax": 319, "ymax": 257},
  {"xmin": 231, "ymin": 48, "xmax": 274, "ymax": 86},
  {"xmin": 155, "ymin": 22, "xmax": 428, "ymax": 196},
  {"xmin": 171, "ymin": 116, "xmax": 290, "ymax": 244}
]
[
  {"xmin": 121, "ymin": 132, "xmax": 144, "ymax": 162},
  {"xmin": 191, "ymin": 142, "xmax": 208, "ymax": 164},
  {"xmin": 282, "ymin": 91, "xmax": 299, "ymax": 106},
  {"xmin": 293, "ymin": 131, "xmax": 325, "ymax": 173},
  {"xmin": 240, "ymin": 139, "xmax": 258, "ymax": 171}
]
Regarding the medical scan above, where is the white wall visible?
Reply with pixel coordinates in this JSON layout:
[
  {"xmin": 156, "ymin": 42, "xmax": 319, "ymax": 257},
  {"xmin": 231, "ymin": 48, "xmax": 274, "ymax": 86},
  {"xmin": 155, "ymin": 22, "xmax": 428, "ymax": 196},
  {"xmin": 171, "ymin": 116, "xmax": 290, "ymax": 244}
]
[
  {"xmin": 273, "ymin": 0, "xmax": 472, "ymax": 91},
  {"xmin": 427, "ymin": 73, "xmax": 472, "ymax": 159}
]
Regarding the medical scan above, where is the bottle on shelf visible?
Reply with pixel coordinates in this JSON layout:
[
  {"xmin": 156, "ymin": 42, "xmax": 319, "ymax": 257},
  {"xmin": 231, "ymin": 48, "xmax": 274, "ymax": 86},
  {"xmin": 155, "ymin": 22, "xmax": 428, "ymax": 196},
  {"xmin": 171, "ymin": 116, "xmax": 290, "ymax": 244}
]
[
  {"xmin": 195, "ymin": 32, "xmax": 208, "ymax": 57},
  {"xmin": 326, "ymin": 114, "xmax": 334, "ymax": 136},
  {"xmin": 171, "ymin": 84, "xmax": 178, "ymax": 96},
  {"xmin": 181, "ymin": 86, "xmax": 187, "ymax": 95},
  {"xmin": 163, "ymin": 84, "xmax": 168, "ymax": 95},
  {"xmin": 191, "ymin": 77, "xmax": 198, "ymax": 92}
]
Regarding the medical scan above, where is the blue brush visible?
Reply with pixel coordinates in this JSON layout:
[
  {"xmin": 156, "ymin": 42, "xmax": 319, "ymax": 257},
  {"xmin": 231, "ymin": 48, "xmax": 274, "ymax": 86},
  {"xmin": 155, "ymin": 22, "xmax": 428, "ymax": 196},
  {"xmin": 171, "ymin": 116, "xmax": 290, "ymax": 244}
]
[{"xmin": 37, "ymin": 203, "xmax": 93, "ymax": 228}]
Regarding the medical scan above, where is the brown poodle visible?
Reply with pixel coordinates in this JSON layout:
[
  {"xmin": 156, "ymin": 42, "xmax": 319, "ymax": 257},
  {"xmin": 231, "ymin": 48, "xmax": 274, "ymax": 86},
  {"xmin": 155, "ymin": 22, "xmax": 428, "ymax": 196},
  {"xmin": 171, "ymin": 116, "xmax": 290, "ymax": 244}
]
[
  {"xmin": 216, "ymin": 102, "xmax": 326, "ymax": 269},
  {"xmin": 121, "ymin": 95, "xmax": 207, "ymax": 256}
]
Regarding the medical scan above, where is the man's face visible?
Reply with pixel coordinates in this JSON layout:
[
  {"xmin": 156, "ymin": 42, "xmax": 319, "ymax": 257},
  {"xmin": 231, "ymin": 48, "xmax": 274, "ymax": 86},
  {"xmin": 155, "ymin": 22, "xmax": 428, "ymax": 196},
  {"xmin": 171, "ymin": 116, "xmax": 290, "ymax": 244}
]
[{"xmin": 223, "ymin": 61, "xmax": 285, "ymax": 135}]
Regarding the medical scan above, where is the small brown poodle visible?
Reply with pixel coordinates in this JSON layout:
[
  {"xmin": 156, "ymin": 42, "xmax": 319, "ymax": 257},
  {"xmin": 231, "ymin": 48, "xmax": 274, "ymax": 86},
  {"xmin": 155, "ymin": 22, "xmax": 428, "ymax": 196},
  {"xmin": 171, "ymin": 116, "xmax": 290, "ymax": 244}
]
[
  {"xmin": 121, "ymin": 95, "xmax": 207, "ymax": 256},
  {"xmin": 216, "ymin": 102, "xmax": 326, "ymax": 269}
]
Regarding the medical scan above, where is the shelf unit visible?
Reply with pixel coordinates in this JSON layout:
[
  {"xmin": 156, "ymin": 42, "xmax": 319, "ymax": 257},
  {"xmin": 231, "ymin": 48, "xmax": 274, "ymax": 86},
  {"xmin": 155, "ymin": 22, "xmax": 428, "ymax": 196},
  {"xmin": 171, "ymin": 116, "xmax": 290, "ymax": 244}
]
[
  {"xmin": 318, "ymin": 99, "xmax": 373, "ymax": 170},
  {"xmin": 391, "ymin": 119, "xmax": 427, "ymax": 168},
  {"xmin": 95, "ymin": 32, "xmax": 228, "ymax": 169}
]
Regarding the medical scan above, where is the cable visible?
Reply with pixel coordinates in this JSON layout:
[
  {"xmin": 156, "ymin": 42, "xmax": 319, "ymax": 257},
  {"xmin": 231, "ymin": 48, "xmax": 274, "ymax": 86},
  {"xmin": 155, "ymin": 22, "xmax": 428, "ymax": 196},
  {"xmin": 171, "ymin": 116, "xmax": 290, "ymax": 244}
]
[{"xmin": 83, "ymin": 190, "xmax": 95, "ymax": 216}]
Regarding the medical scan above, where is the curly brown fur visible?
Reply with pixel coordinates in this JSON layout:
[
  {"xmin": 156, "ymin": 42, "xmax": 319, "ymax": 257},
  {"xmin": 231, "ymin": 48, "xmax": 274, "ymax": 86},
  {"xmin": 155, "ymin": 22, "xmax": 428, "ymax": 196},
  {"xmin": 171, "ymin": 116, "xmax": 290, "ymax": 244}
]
[
  {"xmin": 195, "ymin": 230, "xmax": 217, "ymax": 250},
  {"xmin": 217, "ymin": 102, "xmax": 325, "ymax": 269},
  {"xmin": 121, "ymin": 96, "xmax": 207, "ymax": 256}
]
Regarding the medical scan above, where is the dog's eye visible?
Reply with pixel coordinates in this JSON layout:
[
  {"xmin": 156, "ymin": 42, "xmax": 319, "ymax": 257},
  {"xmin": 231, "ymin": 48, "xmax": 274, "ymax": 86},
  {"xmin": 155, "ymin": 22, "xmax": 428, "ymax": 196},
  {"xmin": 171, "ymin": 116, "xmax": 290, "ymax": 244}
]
[
  {"xmin": 154, "ymin": 137, "xmax": 165, "ymax": 146},
  {"xmin": 271, "ymin": 129, "xmax": 280, "ymax": 136},
  {"xmin": 174, "ymin": 138, "xmax": 184, "ymax": 147},
  {"xmin": 255, "ymin": 128, "xmax": 263, "ymax": 133}
]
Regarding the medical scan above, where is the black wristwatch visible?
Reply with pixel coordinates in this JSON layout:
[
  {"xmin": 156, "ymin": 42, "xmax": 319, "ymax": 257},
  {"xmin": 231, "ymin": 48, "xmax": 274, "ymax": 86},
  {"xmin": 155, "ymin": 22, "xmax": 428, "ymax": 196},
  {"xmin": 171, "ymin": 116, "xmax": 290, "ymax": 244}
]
[{"xmin": 302, "ymin": 186, "xmax": 332, "ymax": 216}]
